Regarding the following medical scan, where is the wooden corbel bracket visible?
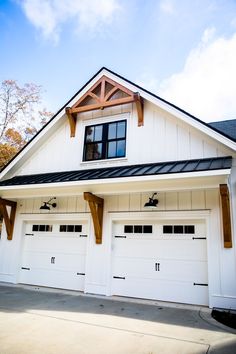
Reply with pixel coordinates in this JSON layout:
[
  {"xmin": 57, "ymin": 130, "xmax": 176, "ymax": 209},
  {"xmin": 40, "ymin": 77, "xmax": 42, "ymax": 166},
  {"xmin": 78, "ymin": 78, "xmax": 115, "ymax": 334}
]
[
  {"xmin": 0, "ymin": 198, "xmax": 17, "ymax": 240},
  {"xmin": 219, "ymin": 184, "xmax": 232, "ymax": 248},
  {"xmin": 66, "ymin": 107, "xmax": 77, "ymax": 137},
  {"xmin": 84, "ymin": 192, "xmax": 104, "ymax": 244},
  {"xmin": 134, "ymin": 92, "xmax": 144, "ymax": 126}
]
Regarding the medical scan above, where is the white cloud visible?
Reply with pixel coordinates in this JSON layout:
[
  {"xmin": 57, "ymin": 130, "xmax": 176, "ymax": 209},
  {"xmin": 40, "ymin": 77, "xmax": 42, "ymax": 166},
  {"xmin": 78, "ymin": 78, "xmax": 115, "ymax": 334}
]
[
  {"xmin": 160, "ymin": 0, "xmax": 174, "ymax": 15},
  {"xmin": 159, "ymin": 29, "xmax": 236, "ymax": 122},
  {"xmin": 21, "ymin": 0, "xmax": 122, "ymax": 43}
]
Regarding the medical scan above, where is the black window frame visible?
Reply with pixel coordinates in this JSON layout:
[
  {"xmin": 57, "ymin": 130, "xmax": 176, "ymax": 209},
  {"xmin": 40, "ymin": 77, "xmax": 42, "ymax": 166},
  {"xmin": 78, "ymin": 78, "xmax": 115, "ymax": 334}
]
[{"xmin": 83, "ymin": 120, "xmax": 127, "ymax": 161}]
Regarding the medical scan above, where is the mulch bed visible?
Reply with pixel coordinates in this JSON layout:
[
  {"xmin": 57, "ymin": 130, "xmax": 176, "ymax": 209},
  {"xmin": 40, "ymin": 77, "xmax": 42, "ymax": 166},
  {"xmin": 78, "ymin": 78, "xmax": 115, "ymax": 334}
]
[{"xmin": 212, "ymin": 309, "xmax": 236, "ymax": 329}]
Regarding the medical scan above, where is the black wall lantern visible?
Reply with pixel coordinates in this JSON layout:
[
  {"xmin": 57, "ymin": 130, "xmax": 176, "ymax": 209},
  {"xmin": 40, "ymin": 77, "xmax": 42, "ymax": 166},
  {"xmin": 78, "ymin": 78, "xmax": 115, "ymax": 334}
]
[
  {"xmin": 144, "ymin": 193, "xmax": 158, "ymax": 208},
  {"xmin": 40, "ymin": 197, "xmax": 57, "ymax": 210}
]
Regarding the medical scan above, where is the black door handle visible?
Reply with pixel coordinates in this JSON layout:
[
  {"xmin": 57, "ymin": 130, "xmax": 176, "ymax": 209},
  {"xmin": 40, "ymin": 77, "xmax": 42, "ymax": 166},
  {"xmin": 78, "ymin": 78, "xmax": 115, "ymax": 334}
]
[{"xmin": 155, "ymin": 262, "xmax": 160, "ymax": 271}]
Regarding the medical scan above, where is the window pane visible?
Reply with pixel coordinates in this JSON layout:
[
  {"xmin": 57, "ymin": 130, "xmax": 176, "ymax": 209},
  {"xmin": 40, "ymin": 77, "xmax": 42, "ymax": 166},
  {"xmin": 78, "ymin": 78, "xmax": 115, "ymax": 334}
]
[
  {"xmin": 60, "ymin": 225, "xmax": 66, "ymax": 232},
  {"xmin": 75, "ymin": 225, "xmax": 82, "ymax": 233},
  {"xmin": 85, "ymin": 144, "xmax": 94, "ymax": 160},
  {"xmin": 93, "ymin": 143, "xmax": 102, "ymax": 159},
  {"xmin": 163, "ymin": 225, "xmax": 173, "ymax": 234},
  {"xmin": 134, "ymin": 225, "xmax": 143, "ymax": 233},
  {"xmin": 117, "ymin": 121, "xmax": 126, "ymax": 138},
  {"xmin": 124, "ymin": 225, "xmax": 133, "ymax": 233},
  {"xmin": 45, "ymin": 225, "xmax": 52, "ymax": 232},
  {"xmin": 143, "ymin": 225, "xmax": 152, "ymax": 233},
  {"xmin": 185, "ymin": 225, "xmax": 195, "ymax": 234},
  {"xmin": 108, "ymin": 141, "xmax": 116, "ymax": 158},
  {"xmin": 39, "ymin": 225, "xmax": 46, "ymax": 232},
  {"xmin": 108, "ymin": 123, "xmax": 116, "ymax": 139},
  {"xmin": 117, "ymin": 140, "xmax": 125, "ymax": 157},
  {"xmin": 86, "ymin": 126, "xmax": 94, "ymax": 142},
  {"xmin": 174, "ymin": 225, "xmax": 184, "ymax": 234},
  {"xmin": 67, "ymin": 225, "xmax": 74, "ymax": 232},
  {"xmin": 32, "ymin": 225, "xmax": 39, "ymax": 232},
  {"xmin": 94, "ymin": 125, "xmax": 103, "ymax": 141}
]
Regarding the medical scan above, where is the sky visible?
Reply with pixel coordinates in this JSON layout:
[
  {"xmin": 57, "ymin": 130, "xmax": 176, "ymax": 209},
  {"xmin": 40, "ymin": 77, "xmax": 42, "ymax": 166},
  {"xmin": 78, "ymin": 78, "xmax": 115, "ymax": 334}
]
[{"xmin": 1, "ymin": 0, "xmax": 236, "ymax": 122}]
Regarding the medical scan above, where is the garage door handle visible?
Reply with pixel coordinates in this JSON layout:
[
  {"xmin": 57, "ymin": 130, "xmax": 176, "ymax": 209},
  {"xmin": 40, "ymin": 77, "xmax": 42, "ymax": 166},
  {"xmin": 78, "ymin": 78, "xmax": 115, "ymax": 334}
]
[
  {"xmin": 51, "ymin": 257, "xmax": 55, "ymax": 264},
  {"xmin": 155, "ymin": 263, "xmax": 160, "ymax": 271}
]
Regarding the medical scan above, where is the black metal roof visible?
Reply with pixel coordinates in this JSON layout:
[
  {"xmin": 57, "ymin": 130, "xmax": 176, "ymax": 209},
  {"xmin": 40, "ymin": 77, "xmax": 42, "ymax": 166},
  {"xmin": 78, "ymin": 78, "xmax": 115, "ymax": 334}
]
[
  {"xmin": 209, "ymin": 119, "xmax": 236, "ymax": 142},
  {"xmin": 0, "ymin": 156, "xmax": 232, "ymax": 187}
]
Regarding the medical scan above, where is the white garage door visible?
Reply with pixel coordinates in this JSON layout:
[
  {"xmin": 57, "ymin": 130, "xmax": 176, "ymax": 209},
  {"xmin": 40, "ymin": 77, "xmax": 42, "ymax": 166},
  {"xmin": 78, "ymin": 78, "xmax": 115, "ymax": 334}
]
[
  {"xmin": 111, "ymin": 220, "xmax": 208, "ymax": 305},
  {"xmin": 19, "ymin": 221, "xmax": 88, "ymax": 291}
]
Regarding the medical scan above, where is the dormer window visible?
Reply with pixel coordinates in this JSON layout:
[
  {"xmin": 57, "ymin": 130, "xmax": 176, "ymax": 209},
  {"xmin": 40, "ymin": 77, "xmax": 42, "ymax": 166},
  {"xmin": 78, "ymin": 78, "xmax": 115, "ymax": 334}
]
[{"xmin": 83, "ymin": 120, "xmax": 126, "ymax": 161}]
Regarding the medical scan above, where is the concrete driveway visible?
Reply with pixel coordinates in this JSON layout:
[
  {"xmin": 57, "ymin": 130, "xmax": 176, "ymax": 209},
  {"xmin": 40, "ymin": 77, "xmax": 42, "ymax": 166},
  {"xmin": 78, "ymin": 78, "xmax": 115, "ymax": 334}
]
[{"xmin": 0, "ymin": 284, "xmax": 235, "ymax": 354}]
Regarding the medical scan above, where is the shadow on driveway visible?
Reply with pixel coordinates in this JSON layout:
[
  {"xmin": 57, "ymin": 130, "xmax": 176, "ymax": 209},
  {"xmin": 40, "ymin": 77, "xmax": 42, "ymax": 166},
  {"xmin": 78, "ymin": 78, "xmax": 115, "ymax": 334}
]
[{"xmin": 0, "ymin": 284, "xmax": 235, "ymax": 354}]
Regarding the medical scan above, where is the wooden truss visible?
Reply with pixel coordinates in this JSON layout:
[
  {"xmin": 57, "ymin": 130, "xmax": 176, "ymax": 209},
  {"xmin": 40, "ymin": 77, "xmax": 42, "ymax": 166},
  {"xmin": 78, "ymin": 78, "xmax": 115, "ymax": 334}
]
[
  {"xmin": 219, "ymin": 184, "xmax": 232, "ymax": 248},
  {"xmin": 66, "ymin": 75, "xmax": 144, "ymax": 137},
  {"xmin": 84, "ymin": 192, "xmax": 104, "ymax": 244},
  {"xmin": 0, "ymin": 198, "xmax": 17, "ymax": 240}
]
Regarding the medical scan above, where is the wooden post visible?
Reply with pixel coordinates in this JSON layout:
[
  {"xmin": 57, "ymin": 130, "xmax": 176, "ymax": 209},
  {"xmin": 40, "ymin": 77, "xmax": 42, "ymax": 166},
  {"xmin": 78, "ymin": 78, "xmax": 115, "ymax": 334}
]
[
  {"xmin": 219, "ymin": 184, "xmax": 232, "ymax": 248},
  {"xmin": 0, "ymin": 198, "xmax": 17, "ymax": 240},
  {"xmin": 84, "ymin": 192, "xmax": 104, "ymax": 244}
]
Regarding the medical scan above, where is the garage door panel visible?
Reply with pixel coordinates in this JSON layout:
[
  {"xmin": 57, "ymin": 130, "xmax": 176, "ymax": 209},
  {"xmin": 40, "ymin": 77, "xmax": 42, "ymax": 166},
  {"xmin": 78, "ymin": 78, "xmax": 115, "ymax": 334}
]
[
  {"xmin": 112, "ymin": 277, "xmax": 208, "ymax": 305},
  {"xmin": 21, "ymin": 252, "xmax": 86, "ymax": 272},
  {"xmin": 114, "ymin": 239, "xmax": 207, "ymax": 261},
  {"xmin": 20, "ymin": 268, "xmax": 85, "ymax": 291},
  {"xmin": 113, "ymin": 257, "xmax": 207, "ymax": 283},
  {"xmin": 23, "ymin": 237, "xmax": 87, "ymax": 254}
]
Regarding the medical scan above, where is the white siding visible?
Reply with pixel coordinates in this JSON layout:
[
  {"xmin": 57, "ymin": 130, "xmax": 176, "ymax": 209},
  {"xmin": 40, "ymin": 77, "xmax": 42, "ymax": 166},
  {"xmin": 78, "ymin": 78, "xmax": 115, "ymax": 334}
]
[
  {"xmin": 14, "ymin": 100, "xmax": 234, "ymax": 177},
  {"xmin": 1, "ymin": 187, "xmax": 236, "ymax": 308}
]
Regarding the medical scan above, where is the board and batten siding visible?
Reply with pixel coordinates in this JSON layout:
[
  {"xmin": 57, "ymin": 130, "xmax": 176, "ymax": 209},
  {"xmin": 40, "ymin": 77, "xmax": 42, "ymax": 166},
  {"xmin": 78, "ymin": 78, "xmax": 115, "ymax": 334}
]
[
  {"xmin": 1, "ymin": 188, "xmax": 236, "ymax": 308},
  {"xmin": 15, "ymin": 100, "xmax": 233, "ymax": 177},
  {"xmin": 17, "ymin": 190, "xmax": 207, "ymax": 214}
]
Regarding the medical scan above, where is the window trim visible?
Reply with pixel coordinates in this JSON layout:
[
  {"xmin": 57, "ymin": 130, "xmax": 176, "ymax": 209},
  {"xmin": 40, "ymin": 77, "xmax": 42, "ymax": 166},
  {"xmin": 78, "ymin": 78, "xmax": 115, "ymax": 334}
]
[{"xmin": 83, "ymin": 119, "xmax": 127, "ymax": 162}]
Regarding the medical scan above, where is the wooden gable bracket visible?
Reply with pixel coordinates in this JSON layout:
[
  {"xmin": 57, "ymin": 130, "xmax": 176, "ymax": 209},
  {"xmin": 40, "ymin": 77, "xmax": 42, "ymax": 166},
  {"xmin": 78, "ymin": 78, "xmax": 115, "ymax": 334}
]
[
  {"xmin": 0, "ymin": 198, "xmax": 17, "ymax": 241},
  {"xmin": 84, "ymin": 192, "xmax": 104, "ymax": 244},
  {"xmin": 220, "ymin": 184, "xmax": 233, "ymax": 248},
  {"xmin": 66, "ymin": 107, "xmax": 77, "ymax": 137},
  {"xmin": 65, "ymin": 75, "xmax": 144, "ymax": 137}
]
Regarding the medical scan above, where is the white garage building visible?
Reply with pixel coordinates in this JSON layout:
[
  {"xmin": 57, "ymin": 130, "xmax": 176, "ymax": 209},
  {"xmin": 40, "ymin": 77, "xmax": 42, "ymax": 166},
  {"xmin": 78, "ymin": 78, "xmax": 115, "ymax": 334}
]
[{"xmin": 0, "ymin": 68, "xmax": 236, "ymax": 309}]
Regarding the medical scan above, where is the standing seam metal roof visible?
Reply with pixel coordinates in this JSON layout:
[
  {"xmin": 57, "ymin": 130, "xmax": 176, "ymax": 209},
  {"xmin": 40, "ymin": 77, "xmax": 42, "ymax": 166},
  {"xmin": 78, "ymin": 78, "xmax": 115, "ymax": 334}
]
[{"xmin": 0, "ymin": 156, "xmax": 232, "ymax": 187}]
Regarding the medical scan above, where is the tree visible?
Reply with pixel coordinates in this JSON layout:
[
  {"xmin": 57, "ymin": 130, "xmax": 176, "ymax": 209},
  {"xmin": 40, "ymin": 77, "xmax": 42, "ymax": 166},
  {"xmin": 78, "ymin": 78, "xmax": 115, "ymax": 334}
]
[{"xmin": 0, "ymin": 80, "xmax": 53, "ymax": 169}]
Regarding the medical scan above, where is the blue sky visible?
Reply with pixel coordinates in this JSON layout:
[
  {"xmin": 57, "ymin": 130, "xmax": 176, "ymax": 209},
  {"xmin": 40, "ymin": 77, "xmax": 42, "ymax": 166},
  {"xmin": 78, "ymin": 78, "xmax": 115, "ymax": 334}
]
[{"xmin": 1, "ymin": 0, "xmax": 236, "ymax": 122}]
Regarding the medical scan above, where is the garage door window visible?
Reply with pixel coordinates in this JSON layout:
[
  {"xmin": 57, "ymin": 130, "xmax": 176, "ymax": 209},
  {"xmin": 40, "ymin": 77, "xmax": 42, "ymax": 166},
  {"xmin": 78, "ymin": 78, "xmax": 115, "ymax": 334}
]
[
  {"xmin": 32, "ymin": 225, "xmax": 53, "ymax": 232},
  {"xmin": 124, "ymin": 225, "xmax": 153, "ymax": 234},
  {"xmin": 163, "ymin": 225, "xmax": 195, "ymax": 234},
  {"xmin": 59, "ymin": 225, "xmax": 82, "ymax": 232}
]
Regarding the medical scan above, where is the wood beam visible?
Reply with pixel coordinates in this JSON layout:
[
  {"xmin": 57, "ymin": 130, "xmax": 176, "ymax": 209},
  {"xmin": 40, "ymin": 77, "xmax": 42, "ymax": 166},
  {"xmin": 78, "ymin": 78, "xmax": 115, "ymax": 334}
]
[
  {"xmin": 84, "ymin": 192, "xmax": 104, "ymax": 244},
  {"xmin": 70, "ymin": 96, "xmax": 136, "ymax": 114},
  {"xmin": 0, "ymin": 198, "xmax": 17, "ymax": 240},
  {"xmin": 220, "ymin": 184, "xmax": 232, "ymax": 248},
  {"xmin": 66, "ymin": 107, "xmax": 76, "ymax": 137}
]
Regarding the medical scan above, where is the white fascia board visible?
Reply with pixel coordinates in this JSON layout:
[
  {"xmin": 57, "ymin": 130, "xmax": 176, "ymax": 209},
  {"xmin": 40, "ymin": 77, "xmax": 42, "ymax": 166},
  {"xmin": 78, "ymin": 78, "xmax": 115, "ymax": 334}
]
[
  {"xmin": 0, "ymin": 169, "xmax": 230, "ymax": 192},
  {"xmin": 101, "ymin": 69, "xmax": 236, "ymax": 152}
]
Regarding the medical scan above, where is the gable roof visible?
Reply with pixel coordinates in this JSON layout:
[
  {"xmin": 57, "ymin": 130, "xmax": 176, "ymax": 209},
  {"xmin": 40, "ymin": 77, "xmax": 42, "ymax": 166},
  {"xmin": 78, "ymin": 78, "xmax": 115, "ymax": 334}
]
[
  {"xmin": 0, "ymin": 156, "xmax": 232, "ymax": 187},
  {"xmin": 209, "ymin": 119, "xmax": 236, "ymax": 142},
  {"xmin": 1, "ymin": 67, "xmax": 236, "ymax": 179}
]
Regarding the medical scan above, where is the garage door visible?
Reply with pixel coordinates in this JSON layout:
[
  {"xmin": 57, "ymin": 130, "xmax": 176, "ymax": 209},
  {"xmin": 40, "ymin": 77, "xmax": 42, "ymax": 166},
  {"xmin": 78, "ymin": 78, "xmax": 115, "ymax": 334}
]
[
  {"xmin": 111, "ymin": 220, "xmax": 208, "ymax": 305},
  {"xmin": 19, "ymin": 221, "xmax": 88, "ymax": 291}
]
